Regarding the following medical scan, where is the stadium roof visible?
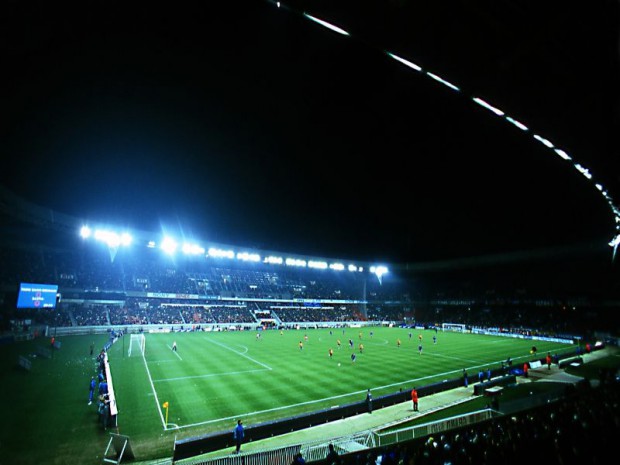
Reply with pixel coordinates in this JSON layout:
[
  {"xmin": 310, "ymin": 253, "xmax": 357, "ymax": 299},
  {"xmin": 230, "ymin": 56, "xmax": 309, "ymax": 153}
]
[{"xmin": 1, "ymin": 1, "xmax": 618, "ymax": 290}]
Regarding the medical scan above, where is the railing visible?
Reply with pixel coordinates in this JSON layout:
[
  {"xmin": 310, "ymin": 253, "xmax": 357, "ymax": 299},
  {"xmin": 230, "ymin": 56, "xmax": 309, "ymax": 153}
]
[
  {"xmin": 174, "ymin": 444, "xmax": 301, "ymax": 465},
  {"xmin": 374, "ymin": 409, "xmax": 498, "ymax": 447},
  {"xmin": 174, "ymin": 409, "xmax": 503, "ymax": 465}
]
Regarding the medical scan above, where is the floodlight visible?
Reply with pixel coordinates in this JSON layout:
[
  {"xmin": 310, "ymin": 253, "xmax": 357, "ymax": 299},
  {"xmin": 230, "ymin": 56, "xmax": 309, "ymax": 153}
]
[
  {"xmin": 574, "ymin": 164, "xmax": 592, "ymax": 179},
  {"xmin": 285, "ymin": 258, "xmax": 306, "ymax": 267},
  {"xmin": 208, "ymin": 248, "xmax": 235, "ymax": 259},
  {"xmin": 182, "ymin": 243, "xmax": 205, "ymax": 255},
  {"xmin": 472, "ymin": 97, "xmax": 504, "ymax": 116},
  {"xmin": 505, "ymin": 117, "xmax": 528, "ymax": 131},
  {"xmin": 237, "ymin": 252, "xmax": 261, "ymax": 262},
  {"xmin": 303, "ymin": 14, "xmax": 349, "ymax": 36},
  {"xmin": 387, "ymin": 52, "xmax": 422, "ymax": 72},
  {"xmin": 371, "ymin": 265, "xmax": 388, "ymax": 278},
  {"xmin": 264, "ymin": 256, "xmax": 283, "ymax": 265},
  {"xmin": 426, "ymin": 72, "xmax": 460, "ymax": 92},
  {"xmin": 160, "ymin": 237, "xmax": 178, "ymax": 255},
  {"xmin": 120, "ymin": 233, "xmax": 132, "ymax": 247},
  {"xmin": 80, "ymin": 226, "xmax": 92, "ymax": 239},
  {"xmin": 554, "ymin": 149, "xmax": 571, "ymax": 160},
  {"xmin": 94, "ymin": 229, "xmax": 120, "ymax": 247},
  {"xmin": 533, "ymin": 134, "xmax": 554, "ymax": 148}
]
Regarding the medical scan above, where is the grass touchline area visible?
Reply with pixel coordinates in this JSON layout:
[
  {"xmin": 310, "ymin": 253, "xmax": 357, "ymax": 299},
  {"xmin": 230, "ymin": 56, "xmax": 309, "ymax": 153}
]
[{"xmin": 0, "ymin": 326, "xmax": 577, "ymax": 464}]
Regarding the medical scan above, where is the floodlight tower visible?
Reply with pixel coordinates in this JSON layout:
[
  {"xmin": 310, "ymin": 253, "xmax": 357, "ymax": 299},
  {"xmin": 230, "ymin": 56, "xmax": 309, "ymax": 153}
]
[{"xmin": 364, "ymin": 266, "xmax": 389, "ymax": 321}]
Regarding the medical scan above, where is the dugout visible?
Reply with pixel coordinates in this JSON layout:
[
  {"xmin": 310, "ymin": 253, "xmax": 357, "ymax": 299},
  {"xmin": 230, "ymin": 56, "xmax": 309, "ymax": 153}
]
[{"xmin": 473, "ymin": 375, "xmax": 516, "ymax": 396}]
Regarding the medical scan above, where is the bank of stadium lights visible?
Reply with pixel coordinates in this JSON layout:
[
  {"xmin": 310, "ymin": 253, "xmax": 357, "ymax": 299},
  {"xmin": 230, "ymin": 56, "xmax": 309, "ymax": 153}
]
[
  {"xmin": 283, "ymin": 2, "xmax": 620, "ymax": 258},
  {"xmin": 80, "ymin": 226, "xmax": 132, "ymax": 248},
  {"xmin": 471, "ymin": 95, "xmax": 618, "ymax": 246},
  {"xmin": 182, "ymin": 243, "xmax": 205, "ymax": 255},
  {"xmin": 237, "ymin": 251, "xmax": 261, "ymax": 262},
  {"xmin": 206, "ymin": 247, "xmax": 363, "ymax": 271},
  {"xmin": 79, "ymin": 225, "xmax": 376, "ymax": 271},
  {"xmin": 308, "ymin": 260, "xmax": 328, "ymax": 269},
  {"xmin": 286, "ymin": 257, "xmax": 307, "ymax": 267},
  {"xmin": 208, "ymin": 247, "xmax": 234, "ymax": 259}
]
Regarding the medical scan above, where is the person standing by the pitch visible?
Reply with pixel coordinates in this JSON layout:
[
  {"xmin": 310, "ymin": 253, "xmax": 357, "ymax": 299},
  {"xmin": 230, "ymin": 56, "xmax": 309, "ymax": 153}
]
[
  {"xmin": 233, "ymin": 419, "xmax": 244, "ymax": 453},
  {"xmin": 366, "ymin": 389, "xmax": 373, "ymax": 414},
  {"xmin": 88, "ymin": 376, "xmax": 96, "ymax": 405},
  {"xmin": 411, "ymin": 387, "xmax": 419, "ymax": 411}
]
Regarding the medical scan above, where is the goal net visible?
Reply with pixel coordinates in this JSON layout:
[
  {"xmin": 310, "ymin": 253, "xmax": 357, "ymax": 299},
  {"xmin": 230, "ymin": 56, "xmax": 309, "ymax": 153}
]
[
  {"xmin": 441, "ymin": 323, "xmax": 466, "ymax": 332},
  {"xmin": 128, "ymin": 333, "xmax": 145, "ymax": 357}
]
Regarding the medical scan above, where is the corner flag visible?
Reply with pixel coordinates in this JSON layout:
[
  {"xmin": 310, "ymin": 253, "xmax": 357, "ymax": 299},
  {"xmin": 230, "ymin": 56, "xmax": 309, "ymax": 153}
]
[{"xmin": 163, "ymin": 401, "xmax": 169, "ymax": 425}]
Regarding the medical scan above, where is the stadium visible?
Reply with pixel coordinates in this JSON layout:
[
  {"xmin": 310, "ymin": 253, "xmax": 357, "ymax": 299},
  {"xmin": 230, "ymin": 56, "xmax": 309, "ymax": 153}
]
[
  {"xmin": 1, "ymin": 185, "xmax": 618, "ymax": 465},
  {"xmin": 2, "ymin": 2, "xmax": 619, "ymax": 465}
]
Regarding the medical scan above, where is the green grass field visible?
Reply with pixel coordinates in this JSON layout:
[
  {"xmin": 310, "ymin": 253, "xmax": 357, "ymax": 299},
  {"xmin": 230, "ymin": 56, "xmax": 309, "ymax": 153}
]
[{"xmin": 0, "ymin": 327, "xmax": 577, "ymax": 464}]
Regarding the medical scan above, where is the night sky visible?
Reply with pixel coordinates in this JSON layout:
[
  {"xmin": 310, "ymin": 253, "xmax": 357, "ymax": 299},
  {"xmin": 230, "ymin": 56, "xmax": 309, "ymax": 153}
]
[{"xmin": 2, "ymin": 1, "xmax": 619, "ymax": 290}]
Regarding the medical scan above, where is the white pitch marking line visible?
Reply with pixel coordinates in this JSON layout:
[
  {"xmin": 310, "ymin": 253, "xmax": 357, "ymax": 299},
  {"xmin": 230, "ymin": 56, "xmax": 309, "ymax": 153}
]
[
  {"xmin": 205, "ymin": 338, "xmax": 272, "ymax": 370},
  {"xmin": 171, "ymin": 358, "xmax": 511, "ymax": 431},
  {"xmin": 166, "ymin": 344, "xmax": 183, "ymax": 361},
  {"xmin": 153, "ymin": 368, "xmax": 269, "ymax": 383},
  {"xmin": 140, "ymin": 342, "xmax": 167, "ymax": 430}
]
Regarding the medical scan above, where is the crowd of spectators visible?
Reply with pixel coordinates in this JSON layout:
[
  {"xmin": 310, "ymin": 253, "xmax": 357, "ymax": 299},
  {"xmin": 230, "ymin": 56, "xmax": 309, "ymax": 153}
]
[
  {"xmin": 1, "ymin": 240, "xmax": 614, "ymax": 338},
  {"xmin": 315, "ymin": 381, "xmax": 619, "ymax": 465}
]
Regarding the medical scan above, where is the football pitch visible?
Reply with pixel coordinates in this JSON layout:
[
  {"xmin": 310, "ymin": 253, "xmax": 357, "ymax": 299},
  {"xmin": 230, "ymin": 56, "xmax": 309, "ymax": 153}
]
[{"xmin": 0, "ymin": 326, "xmax": 576, "ymax": 464}]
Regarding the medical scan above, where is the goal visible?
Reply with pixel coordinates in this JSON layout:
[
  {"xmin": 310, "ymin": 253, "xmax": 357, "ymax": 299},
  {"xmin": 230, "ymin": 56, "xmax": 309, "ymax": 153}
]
[
  {"xmin": 441, "ymin": 323, "xmax": 466, "ymax": 332},
  {"xmin": 128, "ymin": 333, "xmax": 145, "ymax": 357}
]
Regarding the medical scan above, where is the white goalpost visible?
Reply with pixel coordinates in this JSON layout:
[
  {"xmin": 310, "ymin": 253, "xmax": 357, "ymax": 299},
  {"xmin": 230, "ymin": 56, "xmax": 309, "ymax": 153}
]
[
  {"xmin": 441, "ymin": 323, "xmax": 466, "ymax": 332},
  {"xmin": 128, "ymin": 333, "xmax": 146, "ymax": 357}
]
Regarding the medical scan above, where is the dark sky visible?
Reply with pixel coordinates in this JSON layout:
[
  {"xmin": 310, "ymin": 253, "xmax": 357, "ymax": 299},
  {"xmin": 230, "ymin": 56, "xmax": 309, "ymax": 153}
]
[{"xmin": 1, "ymin": 1, "xmax": 619, "ymax": 280}]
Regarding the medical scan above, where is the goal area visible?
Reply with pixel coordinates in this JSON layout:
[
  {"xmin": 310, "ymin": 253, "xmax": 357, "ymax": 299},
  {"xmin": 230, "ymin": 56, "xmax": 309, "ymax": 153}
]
[
  {"xmin": 128, "ymin": 333, "xmax": 145, "ymax": 357},
  {"xmin": 441, "ymin": 323, "xmax": 466, "ymax": 332}
]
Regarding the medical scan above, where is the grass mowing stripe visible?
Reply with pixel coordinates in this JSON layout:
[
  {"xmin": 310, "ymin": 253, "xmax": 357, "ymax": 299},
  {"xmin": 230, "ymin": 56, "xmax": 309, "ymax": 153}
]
[
  {"xmin": 2, "ymin": 328, "xmax": 573, "ymax": 464},
  {"xmin": 153, "ymin": 368, "xmax": 269, "ymax": 383},
  {"xmin": 204, "ymin": 337, "xmax": 273, "ymax": 370},
  {"xmin": 427, "ymin": 351, "xmax": 485, "ymax": 365}
]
